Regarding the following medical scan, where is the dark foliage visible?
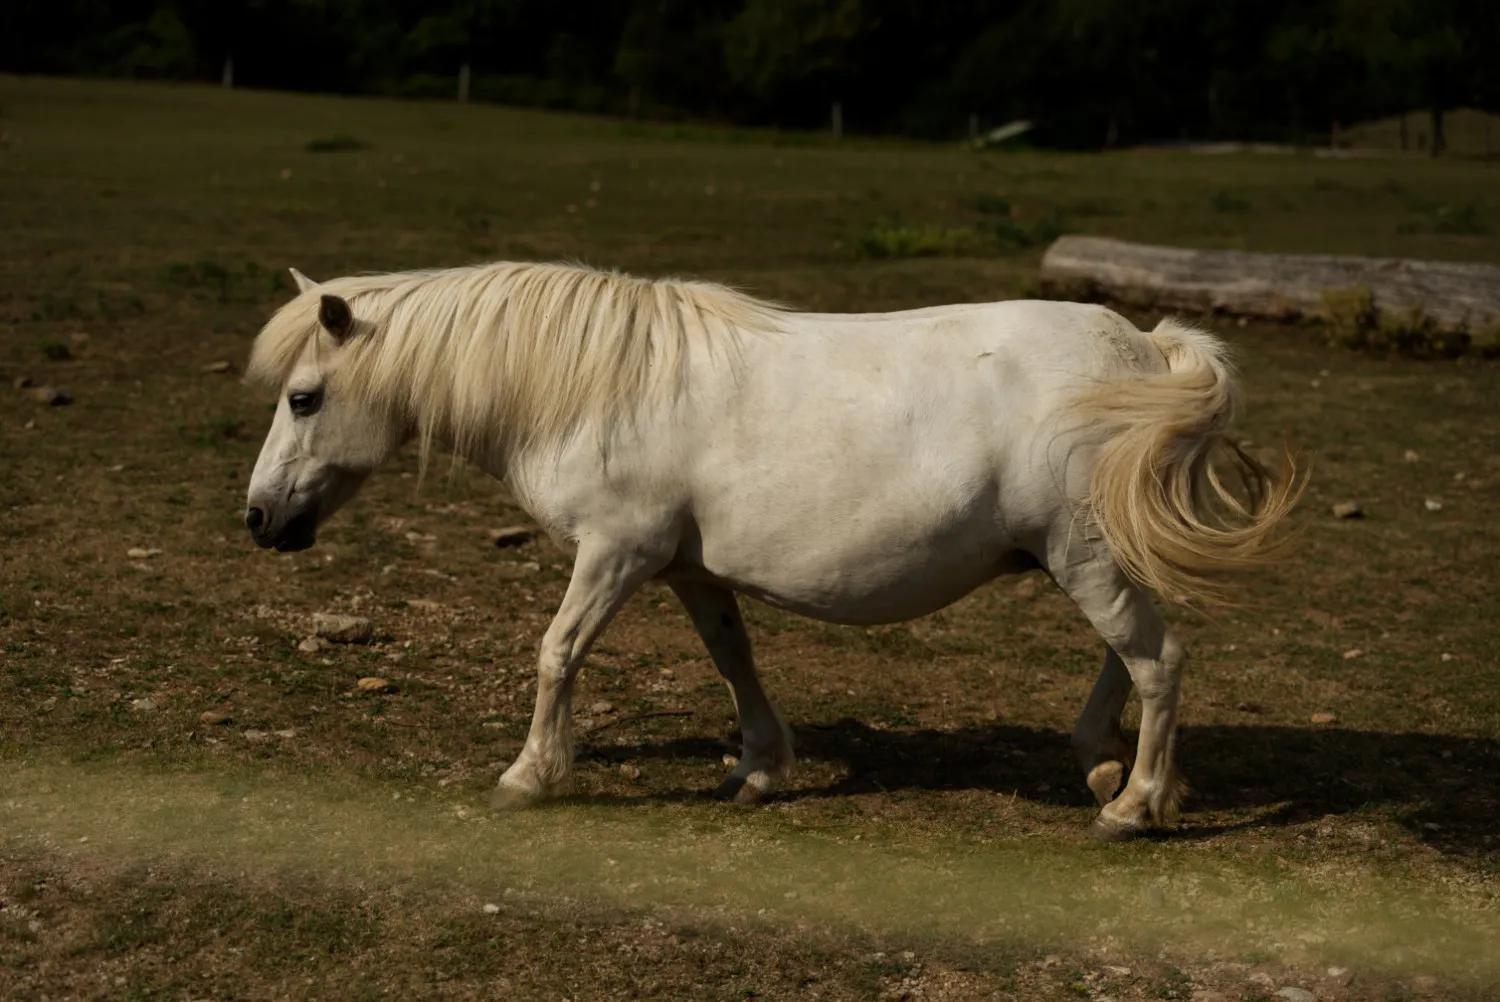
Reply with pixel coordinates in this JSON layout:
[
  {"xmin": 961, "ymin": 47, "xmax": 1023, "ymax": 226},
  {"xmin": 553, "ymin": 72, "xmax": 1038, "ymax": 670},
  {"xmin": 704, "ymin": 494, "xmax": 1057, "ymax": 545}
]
[{"xmin": 3, "ymin": 0, "xmax": 1497, "ymax": 148}]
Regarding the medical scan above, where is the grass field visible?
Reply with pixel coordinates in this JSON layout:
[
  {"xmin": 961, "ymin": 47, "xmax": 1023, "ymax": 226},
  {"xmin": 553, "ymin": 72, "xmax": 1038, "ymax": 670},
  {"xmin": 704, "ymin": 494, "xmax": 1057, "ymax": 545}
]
[{"xmin": 1, "ymin": 76, "xmax": 1498, "ymax": 1000}]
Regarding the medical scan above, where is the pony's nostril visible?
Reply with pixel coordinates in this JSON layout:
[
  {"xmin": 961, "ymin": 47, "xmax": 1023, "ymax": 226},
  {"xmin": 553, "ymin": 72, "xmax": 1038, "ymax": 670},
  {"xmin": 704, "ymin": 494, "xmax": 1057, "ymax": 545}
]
[{"xmin": 245, "ymin": 507, "xmax": 266, "ymax": 531}]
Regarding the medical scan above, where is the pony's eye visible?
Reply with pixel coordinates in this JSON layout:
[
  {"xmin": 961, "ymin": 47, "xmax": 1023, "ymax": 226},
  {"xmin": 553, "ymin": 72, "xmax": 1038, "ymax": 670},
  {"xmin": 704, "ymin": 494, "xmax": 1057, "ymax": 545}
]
[{"xmin": 288, "ymin": 390, "xmax": 323, "ymax": 417}]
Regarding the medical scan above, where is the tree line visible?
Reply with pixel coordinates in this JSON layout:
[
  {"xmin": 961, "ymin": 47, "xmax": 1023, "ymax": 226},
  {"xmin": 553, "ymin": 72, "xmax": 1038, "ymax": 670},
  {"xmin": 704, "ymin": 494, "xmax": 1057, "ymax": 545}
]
[{"xmin": 4, "ymin": 0, "xmax": 1498, "ymax": 150}]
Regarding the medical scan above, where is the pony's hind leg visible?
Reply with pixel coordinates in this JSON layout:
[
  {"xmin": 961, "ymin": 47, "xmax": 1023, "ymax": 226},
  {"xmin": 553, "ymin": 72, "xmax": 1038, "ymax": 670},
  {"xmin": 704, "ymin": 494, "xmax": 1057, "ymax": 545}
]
[
  {"xmin": 1049, "ymin": 550, "xmax": 1188, "ymax": 840},
  {"xmin": 491, "ymin": 542, "xmax": 663, "ymax": 809},
  {"xmin": 670, "ymin": 581, "xmax": 795, "ymax": 803},
  {"xmin": 1072, "ymin": 646, "xmax": 1135, "ymax": 807}
]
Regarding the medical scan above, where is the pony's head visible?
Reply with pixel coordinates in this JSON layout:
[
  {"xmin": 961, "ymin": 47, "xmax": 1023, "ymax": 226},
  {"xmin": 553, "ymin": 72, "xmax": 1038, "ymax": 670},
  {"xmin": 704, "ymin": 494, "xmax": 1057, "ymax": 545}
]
[{"xmin": 243, "ymin": 269, "xmax": 410, "ymax": 551}]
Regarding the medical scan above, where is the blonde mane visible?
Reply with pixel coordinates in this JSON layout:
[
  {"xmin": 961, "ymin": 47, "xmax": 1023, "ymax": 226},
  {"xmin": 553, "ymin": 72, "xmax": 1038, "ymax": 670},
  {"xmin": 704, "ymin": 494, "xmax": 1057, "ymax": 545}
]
[{"xmin": 248, "ymin": 261, "xmax": 782, "ymax": 461}]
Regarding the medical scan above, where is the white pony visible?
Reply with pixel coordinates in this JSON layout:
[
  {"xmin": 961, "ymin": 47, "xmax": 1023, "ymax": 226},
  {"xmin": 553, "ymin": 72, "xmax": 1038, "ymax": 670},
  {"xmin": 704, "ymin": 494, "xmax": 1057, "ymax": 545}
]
[{"xmin": 245, "ymin": 261, "xmax": 1297, "ymax": 840}]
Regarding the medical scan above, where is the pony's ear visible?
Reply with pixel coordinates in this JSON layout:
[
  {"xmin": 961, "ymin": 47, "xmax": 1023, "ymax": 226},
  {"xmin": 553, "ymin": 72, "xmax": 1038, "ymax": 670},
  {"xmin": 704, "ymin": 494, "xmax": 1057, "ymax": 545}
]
[
  {"xmin": 289, "ymin": 267, "xmax": 319, "ymax": 293},
  {"xmin": 318, "ymin": 294, "xmax": 355, "ymax": 342}
]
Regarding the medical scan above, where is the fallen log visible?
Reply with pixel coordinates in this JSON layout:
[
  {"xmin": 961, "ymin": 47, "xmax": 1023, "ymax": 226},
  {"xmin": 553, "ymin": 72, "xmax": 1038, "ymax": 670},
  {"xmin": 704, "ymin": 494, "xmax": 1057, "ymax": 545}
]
[{"xmin": 1039, "ymin": 236, "xmax": 1500, "ymax": 348}]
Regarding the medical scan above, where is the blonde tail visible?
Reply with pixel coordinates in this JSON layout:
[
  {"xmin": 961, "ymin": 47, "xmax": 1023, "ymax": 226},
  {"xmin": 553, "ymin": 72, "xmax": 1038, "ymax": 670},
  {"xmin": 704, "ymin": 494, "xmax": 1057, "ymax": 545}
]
[{"xmin": 1072, "ymin": 319, "xmax": 1303, "ymax": 606}]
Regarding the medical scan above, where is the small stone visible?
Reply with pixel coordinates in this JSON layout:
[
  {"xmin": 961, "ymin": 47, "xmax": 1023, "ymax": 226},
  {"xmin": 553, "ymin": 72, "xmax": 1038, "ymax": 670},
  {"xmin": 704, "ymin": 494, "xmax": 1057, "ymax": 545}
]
[
  {"xmin": 1274, "ymin": 988, "xmax": 1318, "ymax": 1002},
  {"xmin": 482, "ymin": 903, "xmax": 500, "ymax": 914},
  {"xmin": 1341, "ymin": 648, "xmax": 1363, "ymax": 660},
  {"xmin": 1310, "ymin": 712, "xmax": 1337, "ymax": 725},
  {"xmin": 1440, "ymin": 653, "xmax": 1455, "ymax": 662},
  {"xmin": 126, "ymin": 547, "xmax": 163, "ymax": 560},
  {"xmin": 243, "ymin": 729, "xmax": 269, "ymax": 742},
  {"xmin": 274, "ymin": 729, "xmax": 296, "ymax": 739},
  {"xmin": 490, "ymin": 525, "xmax": 538, "ymax": 548},
  {"xmin": 722, "ymin": 754, "xmax": 739, "ymax": 770},
  {"xmin": 13, "ymin": 376, "xmax": 34, "ymax": 389},
  {"xmin": 619, "ymin": 763, "xmax": 641, "ymax": 780},
  {"xmin": 201, "ymin": 360, "xmax": 234, "ymax": 374},
  {"xmin": 297, "ymin": 637, "xmax": 325, "ymax": 653},
  {"xmin": 26, "ymin": 386, "xmax": 71, "ymax": 405},
  {"xmin": 1404, "ymin": 449, "xmax": 1420, "ymax": 462},
  {"xmin": 1326, "ymin": 967, "xmax": 1351, "ymax": 983},
  {"xmin": 1423, "ymin": 498, "xmax": 1443, "ymax": 512},
  {"xmin": 407, "ymin": 598, "xmax": 442, "ymax": 612},
  {"xmin": 659, "ymin": 668, "xmax": 675, "ymax": 679},
  {"xmin": 313, "ymin": 613, "xmax": 373, "ymax": 644},
  {"xmin": 1041, "ymin": 955, "xmax": 1062, "ymax": 969},
  {"xmin": 356, "ymin": 676, "xmax": 393, "ymax": 693},
  {"xmin": 131, "ymin": 697, "xmax": 157, "ymax": 712},
  {"xmin": 589, "ymin": 700, "xmax": 614, "ymax": 715},
  {"xmin": 199, "ymin": 710, "xmax": 232, "ymax": 726},
  {"xmin": 1330, "ymin": 501, "xmax": 1363, "ymax": 519}
]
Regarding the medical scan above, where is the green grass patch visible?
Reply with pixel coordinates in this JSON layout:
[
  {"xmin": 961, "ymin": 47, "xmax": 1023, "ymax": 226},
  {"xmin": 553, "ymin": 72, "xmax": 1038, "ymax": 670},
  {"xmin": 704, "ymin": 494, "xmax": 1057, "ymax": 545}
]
[{"xmin": 856, "ymin": 223, "xmax": 988, "ymax": 258}]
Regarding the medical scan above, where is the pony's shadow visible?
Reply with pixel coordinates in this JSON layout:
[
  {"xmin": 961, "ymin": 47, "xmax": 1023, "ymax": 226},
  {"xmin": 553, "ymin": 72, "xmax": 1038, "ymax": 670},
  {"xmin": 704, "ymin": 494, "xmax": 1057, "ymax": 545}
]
[{"xmin": 580, "ymin": 719, "xmax": 1499, "ymax": 858}]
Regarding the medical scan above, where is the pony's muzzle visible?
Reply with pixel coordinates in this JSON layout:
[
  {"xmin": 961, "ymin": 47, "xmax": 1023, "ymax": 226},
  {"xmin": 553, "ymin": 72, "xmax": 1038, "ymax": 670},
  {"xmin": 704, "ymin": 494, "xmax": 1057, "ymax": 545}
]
[{"xmin": 246, "ymin": 505, "xmax": 317, "ymax": 552}]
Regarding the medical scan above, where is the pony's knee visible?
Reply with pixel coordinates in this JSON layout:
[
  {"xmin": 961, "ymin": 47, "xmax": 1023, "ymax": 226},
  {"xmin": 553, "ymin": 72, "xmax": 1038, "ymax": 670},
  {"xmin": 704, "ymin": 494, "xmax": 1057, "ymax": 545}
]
[{"xmin": 1124, "ymin": 638, "xmax": 1187, "ymax": 701}]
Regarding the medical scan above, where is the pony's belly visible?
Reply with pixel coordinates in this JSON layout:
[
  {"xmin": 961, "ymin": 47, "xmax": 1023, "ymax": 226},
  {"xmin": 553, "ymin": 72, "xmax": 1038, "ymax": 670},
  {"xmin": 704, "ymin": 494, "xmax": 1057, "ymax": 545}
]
[{"xmin": 679, "ymin": 541, "xmax": 1036, "ymax": 626}]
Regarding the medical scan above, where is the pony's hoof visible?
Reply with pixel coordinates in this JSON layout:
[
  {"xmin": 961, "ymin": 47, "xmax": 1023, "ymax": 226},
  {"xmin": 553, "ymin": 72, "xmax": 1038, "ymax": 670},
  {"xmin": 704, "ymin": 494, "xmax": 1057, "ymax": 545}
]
[
  {"xmin": 1089, "ymin": 813, "xmax": 1145, "ymax": 842},
  {"xmin": 488, "ymin": 782, "xmax": 540, "ymax": 810},
  {"xmin": 711, "ymin": 773, "xmax": 773, "ymax": 804},
  {"xmin": 1086, "ymin": 760, "xmax": 1127, "ymax": 807}
]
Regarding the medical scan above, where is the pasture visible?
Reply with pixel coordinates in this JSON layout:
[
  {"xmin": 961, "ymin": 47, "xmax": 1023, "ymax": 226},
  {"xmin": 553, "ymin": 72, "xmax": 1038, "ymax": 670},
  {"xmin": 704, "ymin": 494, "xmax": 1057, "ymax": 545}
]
[{"xmin": 2, "ymin": 76, "xmax": 1498, "ymax": 1000}]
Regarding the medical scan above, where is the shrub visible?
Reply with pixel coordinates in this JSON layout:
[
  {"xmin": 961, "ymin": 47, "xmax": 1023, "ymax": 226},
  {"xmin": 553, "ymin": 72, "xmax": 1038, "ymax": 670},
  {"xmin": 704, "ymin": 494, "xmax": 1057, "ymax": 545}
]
[
  {"xmin": 1210, "ymin": 189, "xmax": 1251, "ymax": 212},
  {"xmin": 1432, "ymin": 203, "xmax": 1489, "ymax": 235},
  {"xmin": 305, "ymin": 135, "xmax": 368, "ymax": 153},
  {"xmin": 971, "ymin": 193, "xmax": 1012, "ymax": 216}
]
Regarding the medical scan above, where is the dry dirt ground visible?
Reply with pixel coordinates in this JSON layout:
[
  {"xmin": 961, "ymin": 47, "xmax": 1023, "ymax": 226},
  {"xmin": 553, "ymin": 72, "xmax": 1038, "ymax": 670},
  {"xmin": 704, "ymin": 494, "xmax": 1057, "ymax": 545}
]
[{"xmin": 1, "ymin": 77, "xmax": 1498, "ymax": 1000}]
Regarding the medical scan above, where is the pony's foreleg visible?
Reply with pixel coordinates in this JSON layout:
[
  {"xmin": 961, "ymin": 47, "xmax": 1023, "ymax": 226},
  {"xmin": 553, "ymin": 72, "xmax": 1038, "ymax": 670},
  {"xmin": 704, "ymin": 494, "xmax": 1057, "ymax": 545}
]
[
  {"xmin": 671, "ymin": 581, "xmax": 795, "ymax": 803},
  {"xmin": 1049, "ymin": 551, "xmax": 1187, "ymax": 840},
  {"xmin": 1072, "ymin": 647, "xmax": 1135, "ymax": 807},
  {"xmin": 491, "ymin": 542, "xmax": 660, "ymax": 809}
]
